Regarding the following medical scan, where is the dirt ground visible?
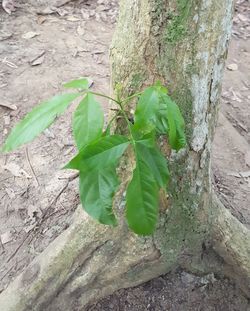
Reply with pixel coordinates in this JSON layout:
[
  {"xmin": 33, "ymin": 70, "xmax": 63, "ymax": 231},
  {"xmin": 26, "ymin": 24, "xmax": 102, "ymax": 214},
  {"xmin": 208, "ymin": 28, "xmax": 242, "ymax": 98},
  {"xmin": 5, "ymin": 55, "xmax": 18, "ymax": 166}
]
[{"xmin": 0, "ymin": 0, "xmax": 249, "ymax": 310}]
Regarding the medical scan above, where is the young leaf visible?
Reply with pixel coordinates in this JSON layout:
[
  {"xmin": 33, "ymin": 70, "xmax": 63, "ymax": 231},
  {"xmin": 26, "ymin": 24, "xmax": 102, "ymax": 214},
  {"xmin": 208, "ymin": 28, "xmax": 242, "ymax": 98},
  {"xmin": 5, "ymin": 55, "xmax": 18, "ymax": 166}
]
[
  {"xmin": 154, "ymin": 86, "xmax": 169, "ymax": 134},
  {"xmin": 73, "ymin": 94, "xmax": 104, "ymax": 150},
  {"xmin": 155, "ymin": 104, "xmax": 168, "ymax": 134},
  {"xmin": 63, "ymin": 78, "xmax": 90, "ymax": 90},
  {"xmin": 154, "ymin": 81, "xmax": 168, "ymax": 94},
  {"xmin": 79, "ymin": 166, "xmax": 118, "ymax": 226},
  {"xmin": 126, "ymin": 154, "xmax": 159, "ymax": 235},
  {"xmin": 133, "ymin": 87, "xmax": 159, "ymax": 135},
  {"xmin": 163, "ymin": 95, "xmax": 186, "ymax": 150},
  {"xmin": 65, "ymin": 135, "xmax": 130, "ymax": 171},
  {"xmin": 2, "ymin": 93, "xmax": 80, "ymax": 152}
]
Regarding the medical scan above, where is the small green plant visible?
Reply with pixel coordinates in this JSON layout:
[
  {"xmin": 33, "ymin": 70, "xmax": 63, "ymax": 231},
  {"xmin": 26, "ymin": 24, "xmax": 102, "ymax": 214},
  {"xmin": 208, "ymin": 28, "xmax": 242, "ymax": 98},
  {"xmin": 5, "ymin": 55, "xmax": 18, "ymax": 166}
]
[{"xmin": 1, "ymin": 78, "xmax": 186, "ymax": 235}]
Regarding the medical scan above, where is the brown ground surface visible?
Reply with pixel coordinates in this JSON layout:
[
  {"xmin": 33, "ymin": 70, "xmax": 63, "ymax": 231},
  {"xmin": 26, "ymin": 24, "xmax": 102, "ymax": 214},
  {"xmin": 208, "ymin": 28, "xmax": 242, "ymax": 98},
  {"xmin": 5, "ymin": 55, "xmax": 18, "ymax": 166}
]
[{"xmin": 0, "ymin": 0, "xmax": 249, "ymax": 310}]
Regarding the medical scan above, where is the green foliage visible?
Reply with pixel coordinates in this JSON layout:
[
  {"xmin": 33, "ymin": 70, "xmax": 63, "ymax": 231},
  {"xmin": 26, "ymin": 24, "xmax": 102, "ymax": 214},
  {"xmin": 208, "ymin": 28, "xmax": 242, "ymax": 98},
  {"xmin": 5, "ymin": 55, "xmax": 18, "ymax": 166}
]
[
  {"xmin": 79, "ymin": 167, "xmax": 118, "ymax": 226},
  {"xmin": 161, "ymin": 93, "xmax": 186, "ymax": 150},
  {"xmin": 126, "ymin": 154, "xmax": 159, "ymax": 235},
  {"xmin": 133, "ymin": 87, "xmax": 160, "ymax": 135},
  {"xmin": 65, "ymin": 135, "xmax": 129, "ymax": 171},
  {"xmin": 126, "ymin": 137, "xmax": 169, "ymax": 235},
  {"xmin": 1, "ymin": 78, "xmax": 186, "ymax": 235},
  {"xmin": 73, "ymin": 94, "xmax": 104, "ymax": 150},
  {"xmin": 136, "ymin": 138, "xmax": 169, "ymax": 189},
  {"xmin": 133, "ymin": 84, "xmax": 186, "ymax": 151},
  {"xmin": 1, "ymin": 93, "xmax": 81, "ymax": 152},
  {"xmin": 63, "ymin": 78, "xmax": 90, "ymax": 90}
]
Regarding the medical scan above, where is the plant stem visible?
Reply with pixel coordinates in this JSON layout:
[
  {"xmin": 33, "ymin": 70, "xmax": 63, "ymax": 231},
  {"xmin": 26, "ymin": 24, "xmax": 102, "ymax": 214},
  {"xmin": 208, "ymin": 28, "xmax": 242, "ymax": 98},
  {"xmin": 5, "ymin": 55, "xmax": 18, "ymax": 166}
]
[
  {"xmin": 86, "ymin": 90, "xmax": 137, "ymax": 145},
  {"xmin": 118, "ymin": 102, "xmax": 136, "ymax": 146},
  {"xmin": 105, "ymin": 110, "xmax": 122, "ymax": 134}
]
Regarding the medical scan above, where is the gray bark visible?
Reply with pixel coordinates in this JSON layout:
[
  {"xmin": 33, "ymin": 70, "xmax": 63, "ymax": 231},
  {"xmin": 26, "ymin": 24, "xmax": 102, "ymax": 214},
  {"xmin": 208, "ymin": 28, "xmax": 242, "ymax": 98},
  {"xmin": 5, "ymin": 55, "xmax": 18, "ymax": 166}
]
[{"xmin": 0, "ymin": 0, "xmax": 249, "ymax": 310}]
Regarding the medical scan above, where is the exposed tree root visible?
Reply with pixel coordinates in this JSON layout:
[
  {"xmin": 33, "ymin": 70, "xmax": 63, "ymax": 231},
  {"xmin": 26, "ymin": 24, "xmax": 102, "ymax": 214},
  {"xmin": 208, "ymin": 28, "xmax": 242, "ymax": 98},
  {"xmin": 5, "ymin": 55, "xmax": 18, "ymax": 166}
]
[
  {"xmin": 0, "ymin": 195, "xmax": 249, "ymax": 310},
  {"xmin": 0, "ymin": 208, "xmax": 170, "ymax": 311},
  {"xmin": 1, "ymin": 192, "xmax": 250, "ymax": 311},
  {"xmin": 211, "ymin": 194, "xmax": 250, "ymax": 297}
]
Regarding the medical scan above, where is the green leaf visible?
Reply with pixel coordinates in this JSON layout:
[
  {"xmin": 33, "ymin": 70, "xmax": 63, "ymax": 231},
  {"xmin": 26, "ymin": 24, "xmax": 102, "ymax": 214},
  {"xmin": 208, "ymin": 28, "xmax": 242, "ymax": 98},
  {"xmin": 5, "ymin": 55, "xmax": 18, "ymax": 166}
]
[
  {"xmin": 79, "ymin": 166, "xmax": 118, "ymax": 226},
  {"xmin": 74, "ymin": 135, "xmax": 129, "ymax": 226},
  {"xmin": 73, "ymin": 94, "xmax": 104, "ymax": 150},
  {"xmin": 103, "ymin": 123, "xmax": 111, "ymax": 137},
  {"xmin": 126, "ymin": 142, "xmax": 159, "ymax": 235},
  {"xmin": 68, "ymin": 135, "xmax": 130, "ymax": 226},
  {"xmin": 63, "ymin": 78, "xmax": 90, "ymax": 90},
  {"xmin": 163, "ymin": 95, "xmax": 186, "ymax": 150},
  {"xmin": 155, "ymin": 104, "xmax": 168, "ymax": 134},
  {"xmin": 65, "ymin": 135, "xmax": 130, "ymax": 171},
  {"xmin": 2, "ymin": 93, "xmax": 80, "ymax": 152},
  {"xmin": 133, "ymin": 87, "xmax": 159, "ymax": 135},
  {"xmin": 133, "ymin": 86, "xmax": 168, "ymax": 136},
  {"xmin": 125, "ymin": 136, "xmax": 168, "ymax": 235},
  {"xmin": 132, "ymin": 84, "xmax": 186, "ymax": 150},
  {"xmin": 136, "ymin": 140, "xmax": 169, "ymax": 188},
  {"xmin": 154, "ymin": 80, "xmax": 168, "ymax": 94}
]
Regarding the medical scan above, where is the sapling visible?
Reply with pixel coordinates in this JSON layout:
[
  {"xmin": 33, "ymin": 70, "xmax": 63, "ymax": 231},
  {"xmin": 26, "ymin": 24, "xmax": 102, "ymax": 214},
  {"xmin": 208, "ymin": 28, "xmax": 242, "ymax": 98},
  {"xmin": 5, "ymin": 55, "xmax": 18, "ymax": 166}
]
[{"xmin": 1, "ymin": 78, "xmax": 186, "ymax": 235}]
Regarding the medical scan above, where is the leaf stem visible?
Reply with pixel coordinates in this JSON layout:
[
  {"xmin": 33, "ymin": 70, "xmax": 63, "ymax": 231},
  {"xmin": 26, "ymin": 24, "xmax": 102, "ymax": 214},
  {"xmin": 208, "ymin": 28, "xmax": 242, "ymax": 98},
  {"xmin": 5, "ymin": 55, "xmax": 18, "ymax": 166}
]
[
  {"xmin": 105, "ymin": 110, "xmax": 122, "ymax": 134},
  {"xmin": 87, "ymin": 91, "xmax": 120, "ymax": 104},
  {"xmin": 121, "ymin": 92, "xmax": 142, "ymax": 104}
]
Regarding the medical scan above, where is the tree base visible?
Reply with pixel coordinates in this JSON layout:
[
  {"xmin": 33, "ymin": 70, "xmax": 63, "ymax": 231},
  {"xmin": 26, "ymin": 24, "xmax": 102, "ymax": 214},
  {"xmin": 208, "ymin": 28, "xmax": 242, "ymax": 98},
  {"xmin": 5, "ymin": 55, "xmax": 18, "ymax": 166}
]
[{"xmin": 0, "ymin": 196, "xmax": 249, "ymax": 311}]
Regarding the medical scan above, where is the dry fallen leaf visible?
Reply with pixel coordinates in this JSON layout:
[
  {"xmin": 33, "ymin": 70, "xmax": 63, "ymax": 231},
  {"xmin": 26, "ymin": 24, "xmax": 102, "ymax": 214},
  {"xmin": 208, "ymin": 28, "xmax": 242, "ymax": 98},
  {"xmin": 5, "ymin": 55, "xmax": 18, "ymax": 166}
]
[
  {"xmin": 66, "ymin": 16, "xmax": 81, "ymax": 22},
  {"xmin": 22, "ymin": 31, "xmax": 40, "ymax": 40},
  {"xmin": 228, "ymin": 172, "xmax": 241, "ymax": 178},
  {"xmin": 0, "ymin": 231, "xmax": 13, "ymax": 244},
  {"xmin": 31, "ymin": 54, "xmax": 45, "ymax": 66},
  {"xmin": 0, "ymin": 102, "xmax": 17, "ymax": 110},
  {"xmin": 37, "ymin": 15, "xmax": 47, "ymax": 25},
  {"xmin": 239, "ymin": 171, "xmax": 250, "ymax": 178},
  {"xmin": 29, "ymin": 50, "xmax": 46, "ymax": 65},
  {"xmin": 227, "ymin": 63, "xmax": 238, "ymax": 71}
]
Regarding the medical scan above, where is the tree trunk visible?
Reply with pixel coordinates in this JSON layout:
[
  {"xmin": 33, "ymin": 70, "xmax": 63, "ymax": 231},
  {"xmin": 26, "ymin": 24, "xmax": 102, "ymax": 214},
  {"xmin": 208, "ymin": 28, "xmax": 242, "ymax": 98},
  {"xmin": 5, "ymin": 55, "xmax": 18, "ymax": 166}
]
[{"xmin": 0, "ymin": 0, "xmax": 249, "ymax": 310}]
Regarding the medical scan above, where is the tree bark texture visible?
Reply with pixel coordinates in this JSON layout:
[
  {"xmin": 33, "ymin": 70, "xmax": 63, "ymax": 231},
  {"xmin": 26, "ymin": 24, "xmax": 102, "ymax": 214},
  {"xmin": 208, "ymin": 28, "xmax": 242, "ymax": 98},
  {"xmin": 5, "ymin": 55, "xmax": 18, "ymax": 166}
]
[{"xmin": 0, "ymin": 0, "xmax": 249, "ymax": 310}]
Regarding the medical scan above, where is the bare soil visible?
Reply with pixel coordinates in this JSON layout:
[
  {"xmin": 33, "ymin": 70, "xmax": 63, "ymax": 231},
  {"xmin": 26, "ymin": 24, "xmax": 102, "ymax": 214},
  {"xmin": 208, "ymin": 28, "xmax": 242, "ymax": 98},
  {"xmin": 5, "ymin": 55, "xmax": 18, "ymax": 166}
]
[{"xmin": 0, "ymin": 0, "xmax": 249, "ymax": 310}]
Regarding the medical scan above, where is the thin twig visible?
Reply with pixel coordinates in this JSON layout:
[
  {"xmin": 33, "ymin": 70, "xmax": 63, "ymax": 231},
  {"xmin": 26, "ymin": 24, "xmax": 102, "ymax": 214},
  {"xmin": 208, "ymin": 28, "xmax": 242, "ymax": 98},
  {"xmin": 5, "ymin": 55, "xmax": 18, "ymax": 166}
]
[
  {"xmin": 41, "ymin": 172, "xmax": 79, "ymax": 220},
  {"xmin": 25, "ymin": 147, "xmax": 39, "ymax": 187},
  {"xmin": 42, "ymin": 209, "xmax": 68, "ymax": 222},
  {"xmin": 0, "ymin": 265, "xmax": 14, "ymax": 282},
  {"xmin": 41, "ymin": 183, "xmax": 69, "ymax": 219},
  {"xmin": 6, "ymin": 233, "xmax": 32, "ymax": 263},
  {"xmin": 0, "ymin": 57, "xmax": 18, "ymax": 69},
  {"xmin": 58, "ymin": 172, "xmax": 79, "ymax": 181}
]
